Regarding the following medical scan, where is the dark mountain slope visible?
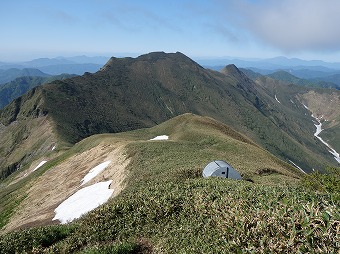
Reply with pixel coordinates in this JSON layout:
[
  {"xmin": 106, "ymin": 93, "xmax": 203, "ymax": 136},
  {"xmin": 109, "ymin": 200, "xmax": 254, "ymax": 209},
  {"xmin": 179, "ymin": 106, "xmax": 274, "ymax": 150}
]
[
  {"xmin": 0, "ymin": 74, "xmax": 76, "ymax": 109},
  {"xmin": 267, "ymin": 70, "xmax": 338, "ymax": 89},
  {"xmin": 312, "ymin": 73, "xmax": 340, "ymax": 88},
  {"xmin": 255, "ymin": 76, "xmax": 340, "ymax": 164},
  {"xmin": 239, "ymin": 68, "xmax": 263, "ymax": 80},
  {"xmin": 0, "ymin": 52, "xmax": 336, "ymax": 178},
  {"xmin": 0, "ymin": 68, "xmax": 50, "ymax": 84}
]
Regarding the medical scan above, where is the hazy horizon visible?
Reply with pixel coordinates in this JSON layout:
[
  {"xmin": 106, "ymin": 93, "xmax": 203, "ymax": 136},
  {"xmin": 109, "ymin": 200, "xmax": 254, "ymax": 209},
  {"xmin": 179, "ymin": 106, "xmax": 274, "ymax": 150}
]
[
  {"xmin": 2, "ymin": 53, "xmax": 340, "ymax": 65},
  {"xmin": 2, "ymin": 0, "xmax": 340, "ymax": 62}
]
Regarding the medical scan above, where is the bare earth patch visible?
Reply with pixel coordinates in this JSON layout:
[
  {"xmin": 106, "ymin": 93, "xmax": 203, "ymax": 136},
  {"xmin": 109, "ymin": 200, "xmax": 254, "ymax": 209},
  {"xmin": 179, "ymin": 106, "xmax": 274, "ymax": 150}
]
[
  {"xmin": 301, "ymin": 91, "xmax": 340, "ymax": 124},
  {"xmin": 3, "ymin": 140, "xmax": 130, "ymax": 233}
]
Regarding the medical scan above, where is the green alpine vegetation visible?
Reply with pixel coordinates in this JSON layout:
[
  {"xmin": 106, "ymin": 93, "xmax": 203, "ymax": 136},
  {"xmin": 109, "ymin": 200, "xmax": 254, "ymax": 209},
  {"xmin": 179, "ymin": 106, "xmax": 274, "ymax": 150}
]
[{"xmin": 0, "ymin": 114, "xmax": 338, "ymax": 253}]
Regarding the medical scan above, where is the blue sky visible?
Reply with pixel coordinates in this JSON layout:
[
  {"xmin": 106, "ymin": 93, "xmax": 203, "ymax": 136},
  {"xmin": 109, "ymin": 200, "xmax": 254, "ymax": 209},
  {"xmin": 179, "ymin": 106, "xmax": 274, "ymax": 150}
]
[{"xmin": 1, "ymin": 0, "xmax": 340, "ymax": 62}]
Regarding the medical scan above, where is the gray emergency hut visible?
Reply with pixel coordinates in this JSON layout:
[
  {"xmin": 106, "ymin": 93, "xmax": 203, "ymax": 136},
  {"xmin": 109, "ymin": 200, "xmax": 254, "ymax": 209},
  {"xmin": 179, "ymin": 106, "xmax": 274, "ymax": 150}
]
[{"xmin": 202, "ymin": 160, "xmax": 242, "ymax": 179}]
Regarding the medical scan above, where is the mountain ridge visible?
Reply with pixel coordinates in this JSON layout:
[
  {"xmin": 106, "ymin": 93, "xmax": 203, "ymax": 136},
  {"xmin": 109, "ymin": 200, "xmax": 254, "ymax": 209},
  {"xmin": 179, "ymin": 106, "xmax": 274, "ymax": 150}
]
[
  {"xmin": 1, "ymin": 113, "xmax": 302, "ymax": 233},
  {"xmin": 0, "ymin": 52, "xmax": 338, "ymax": 180},
  {"xmin": 0, "ymin": 113, "xmax": 337, "ymax": 253},
  {"xmin": 0, "ymin": 53, "xmax": 339, "ymax": 253}
]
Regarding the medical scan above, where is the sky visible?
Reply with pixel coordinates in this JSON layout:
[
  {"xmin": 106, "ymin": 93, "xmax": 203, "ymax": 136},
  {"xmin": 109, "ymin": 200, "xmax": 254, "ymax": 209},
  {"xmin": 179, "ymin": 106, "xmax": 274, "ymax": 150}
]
[{"xmin": 1, "ymin": 0, "xmax": 340, "ymax": 62}]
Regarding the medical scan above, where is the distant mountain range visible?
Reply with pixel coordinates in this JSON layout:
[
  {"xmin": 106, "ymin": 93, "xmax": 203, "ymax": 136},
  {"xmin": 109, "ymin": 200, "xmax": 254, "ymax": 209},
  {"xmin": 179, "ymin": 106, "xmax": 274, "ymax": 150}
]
[
  {"xmin": 3, "ymin": 55, "xmax": 340, "ymax": 83},
  {"xmin": 0, "ymin": 56, "xmax": 110, "ymax": 76},
  {"xmin": 240, "ymin": 69, "xmax": 340, "ymax": 90},
  {"xmin": 197, "ymin": 56, "xmax": 340, "ymax": 90},
  {"xmin": 197, "ymin": 56, "xmax": 340, "ymax": 70}
]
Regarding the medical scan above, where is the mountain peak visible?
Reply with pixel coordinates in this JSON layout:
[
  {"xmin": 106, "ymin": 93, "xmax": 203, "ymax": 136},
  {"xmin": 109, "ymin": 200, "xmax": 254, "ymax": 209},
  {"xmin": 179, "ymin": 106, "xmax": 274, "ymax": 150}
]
[
  {"xmin": 100, "ymin": 51, "xmax": 200, "ymax": 72},
  {"xmin": 222, "ymin": 64, "xmax": 239, "ymax": 72},
  {"xmin": 221, "ymin": 64, "xmax": 247, "ymax": 79},
  {"xmin": 137, "ymin": 51, "xmax": 193, "ymax": 63}
]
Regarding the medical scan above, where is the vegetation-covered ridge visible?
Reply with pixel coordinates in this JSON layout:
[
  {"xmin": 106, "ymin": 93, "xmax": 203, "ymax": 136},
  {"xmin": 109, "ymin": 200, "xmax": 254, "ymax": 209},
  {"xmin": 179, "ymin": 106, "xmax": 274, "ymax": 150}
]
[
  {"xmin": 1, "ymin": 51, "xmax": 338, "ymax": 180},
  {"xmin": 0, "ymin": 113, "xmax": 338, "ymax": 252},
  {"xmin": 0, "ymin": 176, "xmax": 338, "ymax": 253},
  {"xmin": 0, "ymin": 113, "xmax": 301, "ymax": 233}
]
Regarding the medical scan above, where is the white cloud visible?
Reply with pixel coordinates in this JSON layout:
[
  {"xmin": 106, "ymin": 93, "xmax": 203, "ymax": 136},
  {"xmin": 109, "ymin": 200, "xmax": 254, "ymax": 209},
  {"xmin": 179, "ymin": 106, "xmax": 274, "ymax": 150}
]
[
  {"xmin": 240, "ymin": 0, "xmax": 340, "ymax": 52},
  {"xmin": 216, "ymin": 0, "xmax": 340, "ymax": 52}
]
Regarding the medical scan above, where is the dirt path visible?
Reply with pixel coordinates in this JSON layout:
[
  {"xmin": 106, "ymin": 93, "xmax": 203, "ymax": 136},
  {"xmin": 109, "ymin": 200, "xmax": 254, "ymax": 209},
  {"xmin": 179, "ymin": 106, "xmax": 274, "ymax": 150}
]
[{"xmin": 3, "ymin": 139, "xmax": 130, "ymax": 233}]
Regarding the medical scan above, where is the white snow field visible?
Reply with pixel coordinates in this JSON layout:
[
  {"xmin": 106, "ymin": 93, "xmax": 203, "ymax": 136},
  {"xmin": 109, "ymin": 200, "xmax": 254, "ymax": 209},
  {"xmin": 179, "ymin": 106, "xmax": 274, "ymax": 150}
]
[
  {"xmin": 275, "ymin": 95, "xmax": 281, "ymax": 104},
  {"xmin": 81, "ymin": 160, "xmax": 111, "ymax": 185},
  {"xmin": 32, "ymin": 161, "xmax": 47, "ymax": 172},
  {"xmin": 303, "ymin": 103, "xmax": 340, "ymax": 164},
  {"xmin": 289, "ymin": 160, "xmax": 306, "ymax": 174},
  {"xmin": 312, "ymin": 116, "xmax": 340, "ymax": 163},
  {"xmin": 150, "ymin": 135, "xmax": 169, "ymax": 140},
  {"xmin": 53, "ymin": 180, "xmax": 114, "ymax": 224}
]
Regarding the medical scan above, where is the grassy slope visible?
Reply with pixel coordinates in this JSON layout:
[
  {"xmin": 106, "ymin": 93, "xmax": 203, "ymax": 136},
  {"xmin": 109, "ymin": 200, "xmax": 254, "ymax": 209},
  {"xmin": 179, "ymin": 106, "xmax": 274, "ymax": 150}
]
[
  {"xmin": 1, "ymin": 180, "xmax": 338, "ymax": 253},
  {"xmin": 3, "ymin": 115, "xmax": 337, "ymax": 253},
  {"xmin": 0, "ymin": 114, "xmax": 301, "ymax": 232},
  {"xmin": 0, "ymin": 86, "xmax": 60, "ymax": 179}
]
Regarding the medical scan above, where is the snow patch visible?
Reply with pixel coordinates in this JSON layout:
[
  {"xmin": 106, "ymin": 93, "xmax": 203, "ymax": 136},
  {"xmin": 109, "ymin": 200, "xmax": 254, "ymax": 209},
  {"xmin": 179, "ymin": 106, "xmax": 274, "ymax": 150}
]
[
  {"xmin": 313, "ymin": 118, "xmax": 323, "ymax": 137},
  {"xmin": 312, "ymin": 116, "xmax": 340, "ymax": 164},
  {"xmin": 302, "ymin": 103, "xmax": 309, "ymax": 110},
  {"xmin": 32, "ymin": 161, "xmax": 47, "ymax": 172},
  {"xmin": 165, "ymin": 104, "xmax": 174, "ymax": 114},
  {"xmin": 290, "ymin": 99, "xmax": 295, "ymax": 104},
  {"xmin": 289, "ymin": 160, "xmax": 306, "ymax": 174},
  {"xmin": 52, "ymin": 145, "xmax": 56, "ymax": 151},
  {"xmin": 275, "ymin": 95, "xmax": 281, "ymax": 104},
  {"xmin": 150, "ymin": 135, "xmax": 169, "ymax": 141},
  {"xmin": 81, "ymin": 161, "xmax": 111, "ymax": 185},
  {"xmin": 53, "ymin": 181, "xmax": 114, "ymax": 224}
]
